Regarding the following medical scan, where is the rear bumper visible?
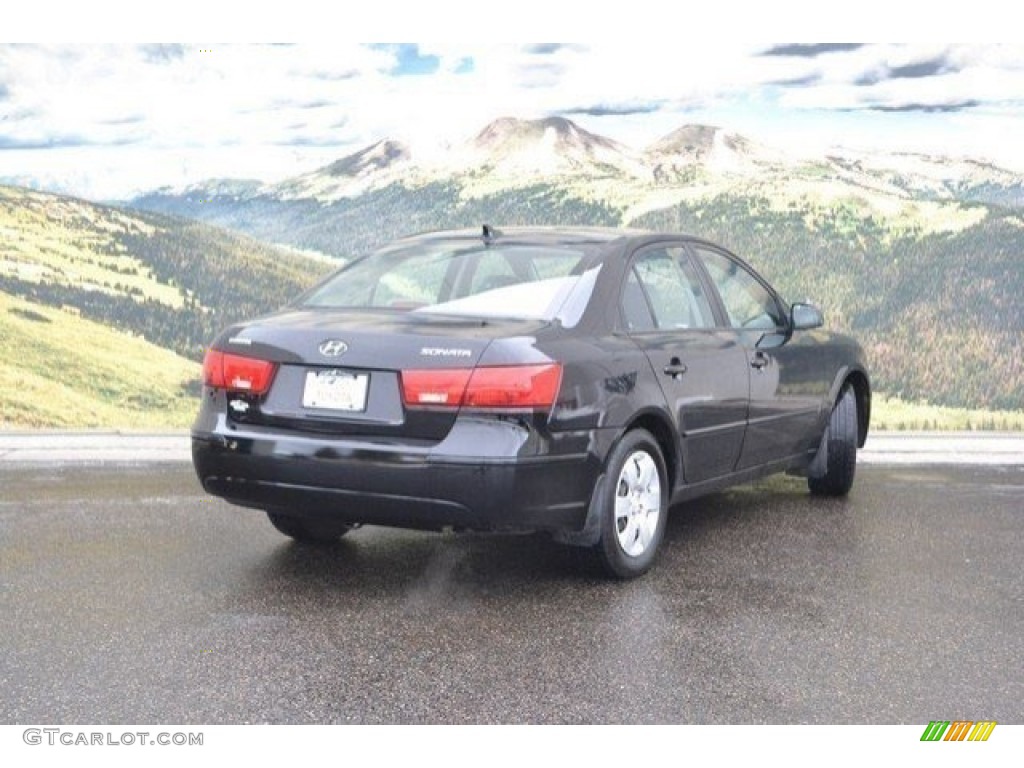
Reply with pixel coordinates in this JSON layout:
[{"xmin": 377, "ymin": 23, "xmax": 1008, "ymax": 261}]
[{"xmin": 192, "ymin": 419, "xmax": 606, "ymax": 534}]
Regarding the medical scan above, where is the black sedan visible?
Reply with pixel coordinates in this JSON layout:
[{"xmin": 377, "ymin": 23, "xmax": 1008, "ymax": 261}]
[{"xmin": 193, "ymin": 226, "xmax": 870, "ymax": 578}]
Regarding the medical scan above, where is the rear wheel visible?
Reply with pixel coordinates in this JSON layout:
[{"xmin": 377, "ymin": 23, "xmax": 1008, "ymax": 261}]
[
  {"xmin": 594, "ymin": 429, "xmax": 668, "ymax": 579},
  {"xmin": 266, "ymin": 511, "xmax": 354, "ymax": 543},
  {"xmin": 808, "ymin": 386, "xmax": 858, "ymax": 497}
]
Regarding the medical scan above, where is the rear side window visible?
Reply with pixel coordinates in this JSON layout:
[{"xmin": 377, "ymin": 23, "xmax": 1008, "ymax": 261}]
[
  {"xmin": 622, "ymin": 270, "xmax": 656, "ymax": 332},
  {"xmin": 624, "ymin": 248, "xmax": 715, "ymax": 331}
]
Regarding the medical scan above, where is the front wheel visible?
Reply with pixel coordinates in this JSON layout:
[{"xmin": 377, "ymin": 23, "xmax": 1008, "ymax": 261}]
[
  {"xmin": 266, "ymin": 511, "xmax": 354, "ymax": 544},
  {"xmin": 594, "ymin": 429, "xmax": 668, "ymax": 579},
  {"xmin": 808, "ymin": 386, "xmax": 858, "ymax": 497}
]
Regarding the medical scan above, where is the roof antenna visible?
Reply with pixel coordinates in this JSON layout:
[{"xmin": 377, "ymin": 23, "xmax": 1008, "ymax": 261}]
[{"xmin": 482, "ymin": 224, "xmax": 500, "ymax": 241}]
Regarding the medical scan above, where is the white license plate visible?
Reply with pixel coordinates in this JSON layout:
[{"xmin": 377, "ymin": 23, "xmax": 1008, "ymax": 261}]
[{"xmin": 302, "ymin": 370, "xmax": 369, "ymax": 412}]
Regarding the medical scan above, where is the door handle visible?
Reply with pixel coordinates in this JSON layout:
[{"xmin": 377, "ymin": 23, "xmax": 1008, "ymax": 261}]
[
  {"xmin": 750, "ymin": 352, "xmax": 768, "ymax": 371},
  {"xmin": 663, "ymin": 358, "xmax": 687, "ymax": 379}
]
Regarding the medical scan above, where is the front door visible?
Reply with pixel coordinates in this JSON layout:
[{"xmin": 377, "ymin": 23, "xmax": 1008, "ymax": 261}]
[{"xmin": 693, "ymin": 246, "xmax": 826, "ymax": 469}]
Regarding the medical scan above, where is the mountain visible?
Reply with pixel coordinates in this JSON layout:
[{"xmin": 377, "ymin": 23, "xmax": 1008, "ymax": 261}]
[
  {"xmin": 644, "ymin": 124, "xmax": 787, "ymax": 181},
  {"xmin": 127, "ymin": 117, "xmax": 1024, "ymax": 411},
  {"xmin": 0, "ymin": 184, "xmax": 332, "ymax": 427},
  {"xmin": 462, "ymin": 116, "xmax": 649, "ymax": 180},
  {"xmin": 827, "ymin": 151, "xmax": 1024, "ymax": 209},
  {"xmin": 274, "ymin": 139, "xmax": 414, "ymax": 201},
  {"xmin": 647, "ymin": 123, "xmax": 743, "ymax": 159},
  {"xmin": 325, "ymin": 138, "xmax": 412, "ymax": 177},
  {"xmin": 134, "ymin": 117, "xmax": 1021, "ymax": 241},
  {"xmin": 236, "ymin": 117, "xmax": 649, "ymax": 205}
]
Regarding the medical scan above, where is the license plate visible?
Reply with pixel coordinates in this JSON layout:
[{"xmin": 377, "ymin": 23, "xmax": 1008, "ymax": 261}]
[{"xmin": 302, "ymin": 370, "xmax": 369, "ymax": 412}]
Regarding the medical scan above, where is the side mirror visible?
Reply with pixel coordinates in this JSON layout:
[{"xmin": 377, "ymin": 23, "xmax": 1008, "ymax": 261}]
[{"xmin": 790, "ymin": 302, "xmax": 823, "ymax": 331}]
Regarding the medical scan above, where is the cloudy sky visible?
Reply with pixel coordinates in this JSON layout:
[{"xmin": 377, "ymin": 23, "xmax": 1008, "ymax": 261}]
[{"xmin": 2, "ymin": 42, "xmax": 1023, "ymax": 199}]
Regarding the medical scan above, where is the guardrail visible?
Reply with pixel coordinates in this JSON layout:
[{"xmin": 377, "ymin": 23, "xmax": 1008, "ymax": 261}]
[{"xmin": 1, "ymin": 431, "xmax": 1022, "ymax": 465}]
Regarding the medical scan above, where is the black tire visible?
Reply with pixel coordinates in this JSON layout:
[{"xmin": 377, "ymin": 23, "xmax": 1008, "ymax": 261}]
[
  {"xmin": 808, "ymin": 386, "xmax": 858, "ymax": 497},
  {"xmin": 266, "ymin": 511, "xmax": 354, "ymax": 544},
  {"xmin": 594, "ymin": 429, "xmax": 669, "ymax": 579}
]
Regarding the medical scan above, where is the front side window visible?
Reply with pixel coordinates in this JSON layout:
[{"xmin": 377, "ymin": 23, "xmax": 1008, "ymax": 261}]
[
  {"xmin": 301, "ymin": 241, "xmax": 598, "ymax": 323},
  {"xmin": 697, "ymin": 248, "xmax": 785, "ymax": 330}
]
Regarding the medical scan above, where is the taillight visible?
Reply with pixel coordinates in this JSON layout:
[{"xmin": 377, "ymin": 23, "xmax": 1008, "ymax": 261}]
[
  {"xmin": 401, "ymin": 364, "xmax": 562, "ymax": 410},
  {"xmin": 400, "ymin": 368, "xmax": 473, "ymax": 406},
  {"xmin": 202, "ymin": 349, "xmax": 277, "ymax": 395},
  {"xmin": 464, "ymin": 364, "xmax": 562, "ymax": 408},
  {"xmin": 202, "ymin": 349, "xmax": 226, "ymax": 389}
]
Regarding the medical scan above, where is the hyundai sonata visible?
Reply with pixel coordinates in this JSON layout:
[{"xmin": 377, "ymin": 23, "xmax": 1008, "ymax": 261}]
[{"xmin": 192, "ymin": 226, "xmax": 870, "ymax": 578}]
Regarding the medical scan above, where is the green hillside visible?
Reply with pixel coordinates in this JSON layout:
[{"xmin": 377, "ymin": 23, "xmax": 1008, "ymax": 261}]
[
  {"xmin": 134, "ymin": 181, "xmax": 623, "ymax": 260},
  {"xmin": 0, "ymin": 291, "xmax": 198, "ymax": 428},
  {"xmin": 4, "ymin": 169, "xmax": 1022, "ymax": 428},
  {"xmin": 634, "ymin": 195, "xmax": 1024, "ymax": 410},
  {"xmin": 134, "ymin": 179, "xmax": 1024, "ymax": 413},
  {"xmin": 0, "ymin": 185, "xmax": 333, "ymax": 427}
]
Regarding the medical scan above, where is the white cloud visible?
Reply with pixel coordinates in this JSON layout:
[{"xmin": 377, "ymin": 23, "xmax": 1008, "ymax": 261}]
[{"xmin": 2, "ymin": 43, "xmax": 1024, "ymax": 198}]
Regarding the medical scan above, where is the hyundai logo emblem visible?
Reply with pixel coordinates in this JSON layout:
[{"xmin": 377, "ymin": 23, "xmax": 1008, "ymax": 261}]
[{"xmin": 318, "ymin": 339, "xmax": 349, "ymax": 357}]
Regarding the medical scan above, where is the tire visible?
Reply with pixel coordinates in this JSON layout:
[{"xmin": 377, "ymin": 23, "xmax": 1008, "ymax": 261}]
[
  {"xmin": 266, "ymin": 511, "xmax": 354, "ymax": 544},
  {"xmin": 594, "ymin": 429, "xmax": 669, "ymax": 579},
  {"xmin": 808, "ymin": 386, "xmax": 858, "ymax": 497}
]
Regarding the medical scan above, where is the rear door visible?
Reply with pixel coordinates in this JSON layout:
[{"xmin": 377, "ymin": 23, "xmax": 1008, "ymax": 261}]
[{"xmin": 623, "ymin": 244, "xmax": 749, "ymax": 484}]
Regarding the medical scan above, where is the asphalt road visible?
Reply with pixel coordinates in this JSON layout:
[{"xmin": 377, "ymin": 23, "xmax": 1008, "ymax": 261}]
[{"xmin": 1, "ymin": 462, "xmax": 1021, "ymax": 724}]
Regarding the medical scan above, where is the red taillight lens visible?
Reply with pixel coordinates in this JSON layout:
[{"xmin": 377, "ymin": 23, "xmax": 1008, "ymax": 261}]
[
  {"xmin": 401, "ymin": 364, "xmax": 562, "ymax": 410},
  {"xmin": 223, "ymin": 354, "xmax": 277, "ymax": 394},
  {"xmin": 202, "ymin": 349, "xmax": 226, "ymax": 389},
  {"xmin": 400, "ymin": 368, "xmax": 473, "ymax": 407},
  {"xmin": 464, "ymin": 364, "xmax": 562, "ymax": 408},
  {"xmin": 202, "ymin": 349, "xmax": 277, "ymax": 395}
]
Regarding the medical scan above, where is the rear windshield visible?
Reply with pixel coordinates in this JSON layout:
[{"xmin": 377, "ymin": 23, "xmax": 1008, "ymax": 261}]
[{"xmin": 300, "ymin": 240, "xmax": 601, "ymax": 324}]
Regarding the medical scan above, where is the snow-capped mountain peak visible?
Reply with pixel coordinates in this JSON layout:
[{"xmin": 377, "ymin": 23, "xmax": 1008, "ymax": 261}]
[
  {"xmin": 135, "ymin": 116, "xmax": 1024, "ymax": 212},
  {"xmin": 273, "ymin": 138, "xmax": 414, "ymax": 201},
  {"xmin": 459, "ymin": 116, "xmax": 650, "ymax": 180},
  {"xmin": 645, "ymin": 124, "xmax": 786, "ymax": 180},
  {"xmin": 323, "ymin": 139, "xmax": 412, "ymax": 179},
  {"xmin": 471, "ymin": 116, "xmax": 617, "ymax": 155}
]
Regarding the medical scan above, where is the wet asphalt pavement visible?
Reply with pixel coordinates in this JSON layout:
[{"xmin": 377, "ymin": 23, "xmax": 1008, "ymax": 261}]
[{"xmin": 0, "ymin": 462, "xmax": 1021, "ymax": 724}]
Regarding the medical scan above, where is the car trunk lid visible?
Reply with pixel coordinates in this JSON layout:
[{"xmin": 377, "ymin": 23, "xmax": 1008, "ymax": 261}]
[{"xmin": 213, "ymin": 309, "xmax": 549, "ymax": 441}]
